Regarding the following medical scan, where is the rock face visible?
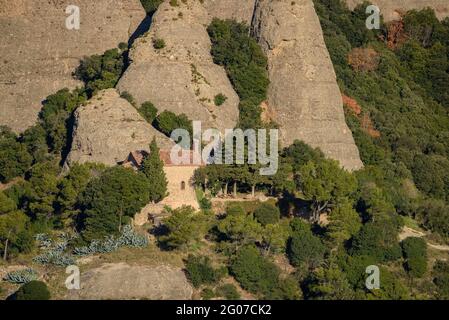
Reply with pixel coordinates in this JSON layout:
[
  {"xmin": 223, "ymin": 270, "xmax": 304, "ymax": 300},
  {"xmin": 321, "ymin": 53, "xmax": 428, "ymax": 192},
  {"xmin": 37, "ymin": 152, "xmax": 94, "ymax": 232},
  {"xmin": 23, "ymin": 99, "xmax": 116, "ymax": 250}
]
[
  {"xmin": 203, "ymin": 0, "xmax": 257, "ymax": 24},
  {"xmin": 252, "ymin": 0, "xmax": 363, "ymax": 170},
  {"xmin": 0, "ymin": 0, "xmax": 145, "ymax": 132},
  {"xmin": 65, "ymin": 89, "xmax": 173, "ymax": 167},
  {"xmin": 116, "ymin": 0, "xmax": 240, "ymax": 133},
  {"xmin": 67, "ymin": 263, "xmax": 193, "ymax": 300},
  {"xmin": 345, "ymin": 0, "xmax": 449, "ymax": 21}
]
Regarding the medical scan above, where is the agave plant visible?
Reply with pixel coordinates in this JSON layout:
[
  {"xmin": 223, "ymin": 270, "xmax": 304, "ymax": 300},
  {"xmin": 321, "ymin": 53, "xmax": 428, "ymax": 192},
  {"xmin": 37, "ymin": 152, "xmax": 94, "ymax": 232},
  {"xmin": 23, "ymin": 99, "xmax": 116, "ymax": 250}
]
[{"xmin": 3, "ymin": 268, "xmax": 39, "ymax": 284}]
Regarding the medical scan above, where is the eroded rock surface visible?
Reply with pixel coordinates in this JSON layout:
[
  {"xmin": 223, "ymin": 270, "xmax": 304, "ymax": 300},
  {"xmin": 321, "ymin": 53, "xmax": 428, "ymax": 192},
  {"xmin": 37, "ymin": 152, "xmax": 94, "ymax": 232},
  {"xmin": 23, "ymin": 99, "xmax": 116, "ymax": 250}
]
[
  {"xmin": 67, "ymin": 263, "xmax": 193, "ymax": 300},
  {"xmin": 65, "ymin": 89, "xmax": 173, "ymax": 167},
  {"xmin": 345, "ymin": 0, "xmax": 449, "ymax": 21},
  {"xmin": 252, "ymin": 0, "xmax": 363, "ymax": 170},
  {"xmin": 0, "ymin": 0, "xmax": 145, "ymax": 132},
  {"xmin": 116, "ymin": 0, "xmax": 240, "ymax": 133}
]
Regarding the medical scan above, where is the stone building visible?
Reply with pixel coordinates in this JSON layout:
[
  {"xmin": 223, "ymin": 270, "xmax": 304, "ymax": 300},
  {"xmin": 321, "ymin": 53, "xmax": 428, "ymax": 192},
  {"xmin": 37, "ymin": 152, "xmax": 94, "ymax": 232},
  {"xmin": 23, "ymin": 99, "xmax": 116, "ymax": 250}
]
[{"xmin": 122, "ymin": 150, "xmax": 201, "ymax": 226}]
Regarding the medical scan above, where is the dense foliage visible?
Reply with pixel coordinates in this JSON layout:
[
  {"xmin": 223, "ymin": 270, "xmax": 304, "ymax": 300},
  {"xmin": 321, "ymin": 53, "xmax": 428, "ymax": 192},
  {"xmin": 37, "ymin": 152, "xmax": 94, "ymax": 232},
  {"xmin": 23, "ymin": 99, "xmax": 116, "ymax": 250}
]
[
  {"xmin": 12, "ymin": 281, "xmax": 51, "ymax": 300},
  {"xmin": 208, "ymin": 19, "xmax": 270, "ymax": 129}
]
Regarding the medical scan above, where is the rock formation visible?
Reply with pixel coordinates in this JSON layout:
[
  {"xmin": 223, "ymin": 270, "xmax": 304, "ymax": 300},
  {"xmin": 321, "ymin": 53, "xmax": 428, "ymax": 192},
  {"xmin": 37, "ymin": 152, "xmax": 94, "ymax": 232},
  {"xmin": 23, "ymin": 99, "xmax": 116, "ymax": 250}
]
[
  {"xmin": 116, "ymin": 0, "xmax": 240, "ymax": 133},
  {"xmin": 252, "ymin": 0, "xmax": 363, "ymax": 170},
  {"xmin": 0, "ymin": 0, "xmax": 145, "ymax": 132},
  {"xmin": 65, "ymin": 89, "xmax": 173, "ymax": 167},
  {"xmin": 346, "ymin": 0, "xmax": 449, "ymax": 21}
]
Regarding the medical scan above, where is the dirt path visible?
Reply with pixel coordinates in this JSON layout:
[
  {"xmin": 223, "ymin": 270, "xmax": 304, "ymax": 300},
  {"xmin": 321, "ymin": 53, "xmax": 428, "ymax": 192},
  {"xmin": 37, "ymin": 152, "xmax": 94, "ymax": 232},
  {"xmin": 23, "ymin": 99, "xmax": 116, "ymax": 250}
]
[{"xmin": 399, "ymin": 227, "xmax": 449, "ymax": 252}]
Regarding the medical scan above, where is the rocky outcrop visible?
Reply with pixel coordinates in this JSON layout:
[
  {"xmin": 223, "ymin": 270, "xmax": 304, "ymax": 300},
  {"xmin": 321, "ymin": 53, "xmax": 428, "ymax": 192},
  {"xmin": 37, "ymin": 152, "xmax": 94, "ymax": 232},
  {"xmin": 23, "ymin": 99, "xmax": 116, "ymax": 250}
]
[
  {"xmin": 203, "ymin": 0, "xmax": 256, "ymax": 24},
  {"xmin": 65, "ymin": 89, "xmax": 173, "ymax": 167},
  {"xmin": 0, "ymin": 0, "xmax": 145, "ymax": 132},
  {"xmin": 252, "ymin": 0, "xmax": 363, "ymax": 170},
  {"xmin": 345, "ymin": 0, "xmax": 449, "ymax": 21},
  {"xmin": 116, "ymin": 0, "xmax": 240, "ymax": 133}
]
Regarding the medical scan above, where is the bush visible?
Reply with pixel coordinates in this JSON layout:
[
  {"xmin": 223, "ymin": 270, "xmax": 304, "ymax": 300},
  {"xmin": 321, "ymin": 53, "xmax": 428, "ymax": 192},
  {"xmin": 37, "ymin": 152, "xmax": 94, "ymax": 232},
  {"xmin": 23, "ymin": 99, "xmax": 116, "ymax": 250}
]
[
  {"xmin": 153, "ymin": 38, "xmax": 166, "ymax": 50},
  {"xmin": 432, "ymin": 260, "xmax": 449, "ymax": 299},
  {"xmin": 120, "ymin": 91, "xmax": 137, "ymax": 107},
  {"xmin": 185, "ymin": 255, "xmax": 224, "ymax": 288},
  {"xmin": 401, "ymin": 237, "xmax": 427, "ymax": 278},
  {"xmin": 13, "ymin": 281, "xmax": 51, "ymax": 300},
  {"xmin": 253, "ymin": 203, "xmax": 280, "ymax": 226},
  {"xmin": 140, "ymin": 0, "xmax": 163, "ymax": 14},
  {"xmin": 230, "ymin": 245, "xmax": 280, "ymax": 298},
  {"xmin": 216, "ymin": 284, "xmax": 240, "ymax": 300},
  {"xmin": 75, "ymin": 48, "xmax": 125, "ymax": 96},
  {"xmin": 139, "ymin": 101, "xmax": 158, "ymax": 124},
  {"xmin": 287, "ymin": 221, "xmax": 325, "ymax": 268},
  {"xmin": 214, "ymin": 94, "xmax": 227, "ymax": 106},
  {"xmin": 153, "ymin": 110, "xmax": 193, "ymax": 142},
  {"xmin": 207, "ymin": 19, "xmax": 269, "ymax": 129}
]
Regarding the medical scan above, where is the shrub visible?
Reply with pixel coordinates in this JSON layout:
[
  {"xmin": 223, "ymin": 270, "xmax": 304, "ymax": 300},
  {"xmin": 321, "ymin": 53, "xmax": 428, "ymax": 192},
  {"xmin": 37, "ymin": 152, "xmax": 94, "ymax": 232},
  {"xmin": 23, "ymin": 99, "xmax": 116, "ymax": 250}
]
[
  {"xmin": 120, "ymin": 91, "xmax": 137, "ymax": 107},
  {"xmin": 140, "ymin": 0, "xmax": 163, "ymax": 14},
  {"xmin": 138, "ymin": 101, "xmax": 158, "ymax": 124},
  {"xmin": 185, "ymin": 255, "xmax": 224, "ymax": 288},
  {"xmin": 216, "ymin": 284, "xmax": 240, "ymax": 300},
  {"xmin": 153, "ymin": 110, "xmax": 193, "ymax": 141},
  {"xmin": 287, "ymin": 221, "xmax": 325, "ymax": 268},
  {"xmin": 214, "ymin": 94, "xmax": 227, "ymax": 106},
  {"xmin": 401, "ymin": 237, "xmax": 427, "ymax": 278},
  {"xmin": 153, "ymin": 38, "xmax": 166, "ymax": 50},
  {"xmin": 13, "ymin": 281, "xmax": 51, "ymax": 300},
  {"xmin": 432, "ymin": 260, "xmax": 449, "ymax": 299},
  {"xmin": 253, "ymin": 203, "xmax": 280, "ymax": 226},
  {"xmin": 230, "ymin": 245, "xmax": 280, "ymax": 298}
]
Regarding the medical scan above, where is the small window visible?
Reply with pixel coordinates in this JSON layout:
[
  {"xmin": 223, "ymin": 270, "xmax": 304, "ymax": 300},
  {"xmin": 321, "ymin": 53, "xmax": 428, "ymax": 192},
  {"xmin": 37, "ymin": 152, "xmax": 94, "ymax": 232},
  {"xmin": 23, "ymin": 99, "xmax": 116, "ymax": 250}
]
[{"xmin": 181, "ymin": 181, "xmax": 186, "ymax": 190}]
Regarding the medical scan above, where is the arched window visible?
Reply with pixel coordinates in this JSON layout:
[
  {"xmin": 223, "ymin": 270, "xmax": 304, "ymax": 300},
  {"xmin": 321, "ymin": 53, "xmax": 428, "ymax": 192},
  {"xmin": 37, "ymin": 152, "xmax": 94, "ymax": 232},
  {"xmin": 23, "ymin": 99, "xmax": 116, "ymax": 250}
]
[{"xmin": 181, "ymin": 181, "xmax": 186, "ymax": 190}]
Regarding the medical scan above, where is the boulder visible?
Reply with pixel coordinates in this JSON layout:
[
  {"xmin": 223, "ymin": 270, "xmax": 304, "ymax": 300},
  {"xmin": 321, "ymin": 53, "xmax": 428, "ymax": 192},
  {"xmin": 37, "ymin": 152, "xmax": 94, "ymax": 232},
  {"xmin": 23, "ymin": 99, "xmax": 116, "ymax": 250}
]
[
  {"xmin": 252, "ymin": 0, "xmax": 363, "ymax": 171},
  {"xmin": 116, "ymin": 0, "xmax": 240, "ymax": 133},
  {"xmin": 64, "ymin": 89, "xmax": 173, "ymax": 167},
  {"xmin": 0, "ymin": 0, "xmax": 146, "ymax": 132}
]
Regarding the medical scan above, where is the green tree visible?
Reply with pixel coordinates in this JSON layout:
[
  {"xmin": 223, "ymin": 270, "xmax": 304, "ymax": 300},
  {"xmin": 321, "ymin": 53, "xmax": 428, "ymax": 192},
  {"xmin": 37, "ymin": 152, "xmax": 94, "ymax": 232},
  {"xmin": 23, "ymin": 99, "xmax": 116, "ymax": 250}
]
[
  {"xmin": 296, "ymin": 159, "xmax": 357, "ymax": 222},
  {"xmin": 138, "ymin": 101, "xmax": 158, "ymax": 124},
  {"xmin": 140, "ymin": 138, "xmax": 168, "ymax": 203},
  {"xmin": 432, "ymin": 260, "xmax": 449, "ymax": 299},
  {"xmin": 79, "ymin": 166, "xmax": 150, "ymax": 241},
  {"xmin": 254, "ymin": 203, "xmax": 280, "ymax": 226},
  {"xmin": 401, "ymin": 237, "xmax": 427, "ymax": 278},
  {"xmin": 0, "ymin": 210, "xmax": 30, "ymax": 260},
  {"xmin": 217, "ymin": 211, "xmax": 263, "ymax": 247},
  {"xmin": 305, "ymin": 265, "xmax": 355, "ymax": 300},
  {"xmin": 288, "ymin": 220, "xmax": 326, "ymax": 268},
  {"xmin": 27, "ymin": 161, "xmax": 60, "ymax": 222},
  {"xmin": 184, "ymin": 255, "xmax": 224, "ymax": 288},
  {"xmin": 326, "ymin": 200, "xmax": 362, "ymax": 245},
  {"xmin": 75, "ymin": 48, "xmax": 126, "ymax": 96},
  {"xmin": 0, "ymin": 127, "xmax": 32, "ymax": 183},
  {"xmin": 13, "ymin": 281, "xmax": 51, "ymax": 300},
  {"xmin": 159, "ymin": 206, "xmax": 212, "ymax": 249},
  {"xmin": 154, "ymin": 110, "xmax": 193, "ymax": 141},
  {"xmin": 39, "ymin": 88, "xmax": 86, "ymax": 154}
]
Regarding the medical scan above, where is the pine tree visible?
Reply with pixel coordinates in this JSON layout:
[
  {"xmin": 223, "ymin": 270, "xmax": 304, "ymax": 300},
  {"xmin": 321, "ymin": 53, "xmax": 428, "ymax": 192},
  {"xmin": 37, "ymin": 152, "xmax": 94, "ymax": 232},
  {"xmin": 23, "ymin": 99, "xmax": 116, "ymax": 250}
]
[{"xmin": 141, "ymin": 138, "xmax": 168, "ymax": 203}]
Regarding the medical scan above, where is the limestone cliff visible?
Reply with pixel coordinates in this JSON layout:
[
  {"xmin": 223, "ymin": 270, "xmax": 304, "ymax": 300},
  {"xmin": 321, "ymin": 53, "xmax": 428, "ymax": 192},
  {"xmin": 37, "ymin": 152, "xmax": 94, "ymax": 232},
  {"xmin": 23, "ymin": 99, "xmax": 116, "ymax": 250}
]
[
  {"xmin": 346, "ymin": 0, "xmax": 449, "ymax": 21},
  {"xmin": 0, "ymin": 0, "xmax": 145, "ymax": 132},
  {"xmin": 116, "ymin": 0, "xmax": 240, "ymax": 133},
  {"xmin": 252, "ymin": 0, "xmax": 363, "ymax": 170},
  {"xmin": 65, "ymin": 89, "xmax": 173, "ymax": 167}
]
